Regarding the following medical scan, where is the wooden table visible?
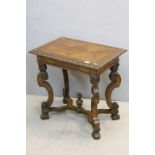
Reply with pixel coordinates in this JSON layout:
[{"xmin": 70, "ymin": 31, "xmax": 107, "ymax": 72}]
[{"xmin": 30, "ymin": 37, "xmax": 126, "ymax": 140}]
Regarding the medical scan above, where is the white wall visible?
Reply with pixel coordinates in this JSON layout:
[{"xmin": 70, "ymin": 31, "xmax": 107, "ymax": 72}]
[{"xmin": 26, "ymin": 0, "xmax": 129, "ymax": 101}]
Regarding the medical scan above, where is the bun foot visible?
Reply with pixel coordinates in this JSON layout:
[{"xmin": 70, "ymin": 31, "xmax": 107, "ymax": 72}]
[
  {"xmin": 111, "ymin": 113, "xmax": 120, "ymax": 120},
  {"xmin": 40, "ymin": 114, "xmax": 49, "ymax": 120},
  {"xmin": 92, "ymin": 131, "xmax": 101, "ymax": 140}
]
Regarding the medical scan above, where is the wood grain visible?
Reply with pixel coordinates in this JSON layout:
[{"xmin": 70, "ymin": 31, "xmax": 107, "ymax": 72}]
[{"xmin": 30, "ymin": 37, "xmax": 126, "ymax": 72}]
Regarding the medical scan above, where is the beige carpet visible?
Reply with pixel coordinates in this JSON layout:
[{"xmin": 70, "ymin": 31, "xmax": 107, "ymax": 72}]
[{"xmin": 27, "ymin": 95, "xmax": 128, "ymax": 155}]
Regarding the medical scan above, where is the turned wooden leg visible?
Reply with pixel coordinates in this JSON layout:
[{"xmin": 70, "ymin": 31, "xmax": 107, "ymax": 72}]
[
  {"xmin": 90, "ymin": 75, "xmax": 101, "ymax": 140},
  {"xmin": 62, "ymin": 69, "xmax": 71, "ymax": 104},
  {"xmin": 105, "ymin": 62, "xmax": 121, "ymax": 120},
  {"xmin": 37, "ymin": 62, "xmax": 54, "ymax": 120}
]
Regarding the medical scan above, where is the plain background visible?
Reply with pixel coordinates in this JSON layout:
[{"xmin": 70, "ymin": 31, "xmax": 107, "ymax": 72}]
[
  {"xmin": 1, "ymin": 0, "xmax": 155, "ymax": 155},
  {"xmin": 26, "ymin": 0, "xmax": 129, "ymax": 101}
]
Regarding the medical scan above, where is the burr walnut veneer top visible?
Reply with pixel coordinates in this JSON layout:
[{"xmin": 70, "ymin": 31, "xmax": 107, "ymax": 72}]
[{"xmin": 30, "ymin": 37, "xmax": 126, "ymax": 70}]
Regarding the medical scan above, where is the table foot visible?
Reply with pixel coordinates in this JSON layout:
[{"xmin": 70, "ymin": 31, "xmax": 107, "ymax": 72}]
[
  {"xmin": 92, "ymin": 131, "xmax": 101, "ymax": 140},
  {"xmin": 111, "ymin": 113, "xmax": 120, "ymax": 120},
  {"xmin": 91, "ymin": 117, "xmax": 101, "ymax": 140},
  {"xmin": 40, "ymin": 114, "xmax": 49, "ymax": 120},
  {"xmin": 110, "ymin": 102, "xmax": 120, "ymax": 120},
  {"xmin": 40, "ymin": 102, "xmax": 50, "ymax": 119}
]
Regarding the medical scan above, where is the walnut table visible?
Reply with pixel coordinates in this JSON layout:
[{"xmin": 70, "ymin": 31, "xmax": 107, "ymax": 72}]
[{"xmin": 29, "ymin": 37, "xmax": 126, "ymax": 140}]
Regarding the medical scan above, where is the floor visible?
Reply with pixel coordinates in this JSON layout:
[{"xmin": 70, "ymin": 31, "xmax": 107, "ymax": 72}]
[{"xmin": 27, "ymin": 95, "xmax": 128, "ymax": 155}]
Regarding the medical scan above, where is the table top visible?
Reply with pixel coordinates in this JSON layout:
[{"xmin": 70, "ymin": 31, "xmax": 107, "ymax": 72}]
[{"xmin": 30, "ymin": 37, "xmax": 126, "ymax": 71}]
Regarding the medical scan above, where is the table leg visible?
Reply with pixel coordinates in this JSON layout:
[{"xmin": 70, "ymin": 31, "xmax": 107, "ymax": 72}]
[
  {"xmin": 90, "ymin": 75, "xmax": 101, "ymax": 140},
  {"xmin": 37, "ymin": 63, "xmax": 54, "ymax": 119},
  {"xmin": 62, "ymin": 69, "xmax": 70, "ymax": 104},
  {"xmin": 105, "ymin": 62, "xmax": 121, "ymax": 120}
]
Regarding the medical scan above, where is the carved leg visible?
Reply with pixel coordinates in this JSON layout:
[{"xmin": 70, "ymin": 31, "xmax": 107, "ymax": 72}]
[
  {"xmin": 105, "ymin": 62, "xmax": 121, "ymax": 120},
  {"xmin": 62, "ymin": 69, "xmax": 71, "ymax": 104},
  {"xmin": 90, "ymin": 75, "xmax": 101, "ymax": 140},
  {"xmin": 37, "ymin": 63, "xmax": 54, "ymax": 119}
]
